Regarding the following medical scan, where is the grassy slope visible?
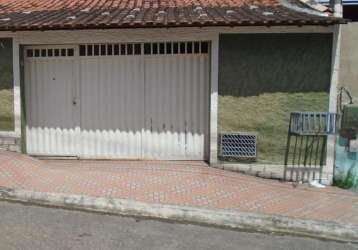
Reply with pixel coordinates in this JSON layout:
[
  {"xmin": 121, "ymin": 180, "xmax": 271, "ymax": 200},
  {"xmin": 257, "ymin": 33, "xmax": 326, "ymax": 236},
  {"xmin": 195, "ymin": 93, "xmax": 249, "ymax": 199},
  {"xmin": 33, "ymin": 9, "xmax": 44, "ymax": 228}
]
[
  {"xmin": 219, "ymin": 92, "xmax": 329, "ymax": 164},
  {"xmin": 0, "ymin": 89, "xmax": 14, "ymax": 131}
]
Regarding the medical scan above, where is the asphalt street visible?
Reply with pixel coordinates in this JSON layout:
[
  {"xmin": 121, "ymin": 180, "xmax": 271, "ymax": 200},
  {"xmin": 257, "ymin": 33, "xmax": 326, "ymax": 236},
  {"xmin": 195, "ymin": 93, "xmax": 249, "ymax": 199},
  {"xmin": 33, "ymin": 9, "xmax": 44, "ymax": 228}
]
[{"xmin": 0, "ymin": 201, "xmax": 357, "ymax": 250}]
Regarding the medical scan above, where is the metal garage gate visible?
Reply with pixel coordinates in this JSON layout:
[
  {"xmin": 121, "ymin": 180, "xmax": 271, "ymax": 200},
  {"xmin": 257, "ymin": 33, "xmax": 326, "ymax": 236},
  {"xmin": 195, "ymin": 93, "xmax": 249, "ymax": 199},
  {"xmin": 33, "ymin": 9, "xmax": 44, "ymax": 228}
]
[{"xmin": 24, "ymin": 42, "xmax": 210, "ymax": 160}]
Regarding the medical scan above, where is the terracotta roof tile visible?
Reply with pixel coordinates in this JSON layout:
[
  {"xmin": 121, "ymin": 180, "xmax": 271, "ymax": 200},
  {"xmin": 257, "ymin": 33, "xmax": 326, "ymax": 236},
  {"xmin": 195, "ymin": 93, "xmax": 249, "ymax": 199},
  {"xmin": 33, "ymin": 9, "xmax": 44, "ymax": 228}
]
[{"xmin": 0, "ymin": 0, "xmax": 344, "ymax": 30}]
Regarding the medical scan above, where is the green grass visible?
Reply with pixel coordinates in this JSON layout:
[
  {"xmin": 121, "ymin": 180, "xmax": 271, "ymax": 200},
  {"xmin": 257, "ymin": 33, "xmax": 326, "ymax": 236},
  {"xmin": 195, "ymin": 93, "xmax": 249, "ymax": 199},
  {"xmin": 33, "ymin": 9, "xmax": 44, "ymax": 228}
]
[
  {"xmin": 219, "ymin": 92, "xmax": 329, "ymax": 164},
  {"xmin": 334, "ymin": 171, "xmax": 357, "ymax": 190},
  {"xmin": 334, "ymin": 163, "xmax": 358, "ymax": 190},
  {"xmin": 0, "ymin": 88, "xmax": 14, "ymax": 131}
]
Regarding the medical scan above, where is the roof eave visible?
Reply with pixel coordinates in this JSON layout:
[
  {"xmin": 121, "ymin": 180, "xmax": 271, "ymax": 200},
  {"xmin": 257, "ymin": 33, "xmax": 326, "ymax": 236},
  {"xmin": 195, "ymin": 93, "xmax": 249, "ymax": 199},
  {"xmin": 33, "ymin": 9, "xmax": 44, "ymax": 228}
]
[{"xmin": 0, "ymin": 19, "xmax": 345, "ymax": 32}]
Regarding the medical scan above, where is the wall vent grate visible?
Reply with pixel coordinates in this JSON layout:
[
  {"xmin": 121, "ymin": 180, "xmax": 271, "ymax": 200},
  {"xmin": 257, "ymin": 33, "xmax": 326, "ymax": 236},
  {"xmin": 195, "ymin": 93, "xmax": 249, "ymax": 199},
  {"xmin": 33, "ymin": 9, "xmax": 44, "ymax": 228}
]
[{"xmin": 219, "ymin": 132, "xmax": 257, "ymax": 159}]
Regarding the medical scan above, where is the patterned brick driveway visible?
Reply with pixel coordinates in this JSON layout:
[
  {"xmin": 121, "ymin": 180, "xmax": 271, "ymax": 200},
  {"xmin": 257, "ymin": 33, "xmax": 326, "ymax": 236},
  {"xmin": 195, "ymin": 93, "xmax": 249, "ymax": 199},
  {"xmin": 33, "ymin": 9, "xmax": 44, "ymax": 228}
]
[{"xmin": 1, "ymin": 150, "xmax": 357, "ymax": 225}]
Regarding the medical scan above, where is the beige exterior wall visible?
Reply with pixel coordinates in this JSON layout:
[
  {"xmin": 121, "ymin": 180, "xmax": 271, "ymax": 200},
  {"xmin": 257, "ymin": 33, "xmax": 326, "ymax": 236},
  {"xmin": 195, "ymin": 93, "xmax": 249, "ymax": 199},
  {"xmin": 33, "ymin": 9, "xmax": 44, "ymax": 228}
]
[{"xmin": 340, "ymin": 22, "xmax": 358, "ymax": 97}]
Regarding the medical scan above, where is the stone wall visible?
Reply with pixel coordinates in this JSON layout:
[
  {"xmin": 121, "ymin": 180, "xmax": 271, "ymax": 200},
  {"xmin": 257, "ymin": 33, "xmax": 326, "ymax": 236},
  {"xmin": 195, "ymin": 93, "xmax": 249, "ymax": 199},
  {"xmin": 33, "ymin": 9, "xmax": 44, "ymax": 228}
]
[{"xmin": 0, "ymin": 136, "xmax": 21, "ymax": 152}]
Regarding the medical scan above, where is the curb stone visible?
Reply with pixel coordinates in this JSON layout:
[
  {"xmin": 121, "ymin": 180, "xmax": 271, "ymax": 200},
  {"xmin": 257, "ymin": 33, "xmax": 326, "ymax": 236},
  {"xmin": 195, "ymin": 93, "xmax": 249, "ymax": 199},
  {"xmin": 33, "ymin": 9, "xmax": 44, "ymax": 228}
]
[{"xmin": 0, "ymin": 187, "xmax": 358, "ymax": 242}]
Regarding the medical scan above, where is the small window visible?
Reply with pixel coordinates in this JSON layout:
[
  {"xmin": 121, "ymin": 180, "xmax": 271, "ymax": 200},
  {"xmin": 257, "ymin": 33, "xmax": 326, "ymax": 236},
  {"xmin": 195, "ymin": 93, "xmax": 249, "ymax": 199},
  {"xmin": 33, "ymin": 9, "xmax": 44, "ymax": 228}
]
[
  {"xmin": 121, "ymin": 44, "xmax": 126, "ymax": 55},
  {"xmin": 100, "ymin": 44, "xmax": 106, "ymax": 55},
  {"xmin": 79, "ymin": 45, "xmax": 86, "ymax": 56},
  {"xmin": 67, "ymin": 48, "xmax": 74, "ymax": 57},
  {"xmin": 48, "ymin": 49, "xmax": 53, "ymax": 57},
  {"xmin": 159, "ymin": 43, "xmax": 165, "ymax": 54},
  {"xmin": 186, "ymin": 42, "xmax": 193, "ymax": 54},
  {"xmin": 194, "ymin": 42, "xmax": 200, "ymax": 54},
  {"xmin": 54, "ymin": 49, "xmax": 60, "ymax": 57},
  {"xmin": 61, "ymin": 48, "xmax": 66, "ymax": 57},
  {"xmin": 173, "ymin": 43, "xmax": 179, "ymax": 54},
  {"xmin": 107, "ymin": 44, "xmax": 113, "ymax": 55},
  {"xmin": 127, "ymin": 44, "xmax": 133, "ymax": 55},
  {"xmin": 93, "ymin": 44, "xmax": 100, "ymax": 56},
  {"xmin": 27, "ymin": 49, "xmax": 33, "ymax": 57},
  {"xmin": 114, "ymin": 44, "xmax": 120, "ymax": 55},
  {"xmin": 166, "ymin": 42, "xmax": 172, "ymax": 54},
  {"xmin": 152, "ymin": 43, "xmax": 158, "ymax": 55},
  {"xmin": 134, "ymin": 44, "xmax": 141, "ymax": 55},
  {"xmin": 34, "ymin": 49, "xmax": 40, "ymax": 57},
  {"xmin": 144, "ymin": 43, "xmax": 151, "ymax": 55},
  {"xmin": 41, "ymin": 49, "xmax": 47, "ymax": 57},
  {"xmin": 87, "ymin": 45, "xmax": 93, "ymax": 56},
  {"xmin": 179, "ymin": 42, "xmax": 186, "ymax": 54},
  {"xmin": 201, "ymin": 42, "xmax": 208, "ymax": 53}
]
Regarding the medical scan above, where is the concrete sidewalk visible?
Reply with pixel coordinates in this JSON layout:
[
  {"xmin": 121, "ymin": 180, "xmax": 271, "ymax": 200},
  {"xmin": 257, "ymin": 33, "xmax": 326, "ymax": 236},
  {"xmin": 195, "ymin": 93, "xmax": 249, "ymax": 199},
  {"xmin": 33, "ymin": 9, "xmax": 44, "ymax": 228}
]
[{"xmin": 1, "ymin": 150, "xmax": 358, "ymax": 240}]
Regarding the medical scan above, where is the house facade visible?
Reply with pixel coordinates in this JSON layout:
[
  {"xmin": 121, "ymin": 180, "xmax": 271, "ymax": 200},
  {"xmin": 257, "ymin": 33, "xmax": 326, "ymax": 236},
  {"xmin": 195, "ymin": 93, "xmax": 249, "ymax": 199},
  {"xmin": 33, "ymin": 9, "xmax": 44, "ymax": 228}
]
[{"xmin": 0, "ymin": 0, "xmax": 343, "ymax": 183}]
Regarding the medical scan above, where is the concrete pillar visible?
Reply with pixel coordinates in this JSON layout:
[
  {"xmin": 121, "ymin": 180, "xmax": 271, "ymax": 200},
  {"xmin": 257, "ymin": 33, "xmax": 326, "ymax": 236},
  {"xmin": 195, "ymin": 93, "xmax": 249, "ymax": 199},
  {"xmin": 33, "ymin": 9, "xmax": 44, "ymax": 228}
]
[
  {"xmin": 209, "ymin": 36, "xmax": 219, "ymax": 164},
  {"xmin": 13, "ymin": 40, "xmax": 22, "ymax": 137},
  {"xmin": 323, "ymin": 25, "xmax": 341, "ymax": 185}
]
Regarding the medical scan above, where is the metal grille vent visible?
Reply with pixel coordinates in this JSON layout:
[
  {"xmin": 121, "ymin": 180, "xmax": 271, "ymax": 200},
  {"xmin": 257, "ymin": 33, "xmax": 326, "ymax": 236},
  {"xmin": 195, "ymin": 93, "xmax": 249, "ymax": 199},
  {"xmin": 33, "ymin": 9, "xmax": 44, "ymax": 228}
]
[
  {"xmin": 289, "ymin": 112, "xmax": 337, "ymax": 135},
  {"xmin": 219, "ymin": 132, "xmax": 257, "ymax": 159},
  {"xmin": 26, "ymin": 48, "xmax": 75, "ymax": 58},
  {"xmin": 78, "ymin": 41, "xmax": 209, "ymax": 57},
  {"xmin": 143, "ymin": 41, "xmax": 209, "ymax": 55}
]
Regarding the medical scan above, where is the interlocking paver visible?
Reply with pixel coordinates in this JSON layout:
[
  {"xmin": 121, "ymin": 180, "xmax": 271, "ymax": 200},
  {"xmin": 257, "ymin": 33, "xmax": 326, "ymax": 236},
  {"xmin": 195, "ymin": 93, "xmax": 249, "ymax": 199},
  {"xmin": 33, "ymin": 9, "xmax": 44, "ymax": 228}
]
[
  {"xmin": 0, "ymin": 150, "xmax": 357, "ymax": 225},
  {"xmin": 145, "ymin": 191, "xmax": 167, "ymax": 203}
]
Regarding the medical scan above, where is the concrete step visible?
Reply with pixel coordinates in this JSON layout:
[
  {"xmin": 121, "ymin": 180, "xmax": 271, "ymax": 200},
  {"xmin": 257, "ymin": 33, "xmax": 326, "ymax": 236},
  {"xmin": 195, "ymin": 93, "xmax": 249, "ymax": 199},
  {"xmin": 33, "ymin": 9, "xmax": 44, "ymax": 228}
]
[{"xmin": 0, "ymin": 136, "xmax": 21, "ymax": 152}]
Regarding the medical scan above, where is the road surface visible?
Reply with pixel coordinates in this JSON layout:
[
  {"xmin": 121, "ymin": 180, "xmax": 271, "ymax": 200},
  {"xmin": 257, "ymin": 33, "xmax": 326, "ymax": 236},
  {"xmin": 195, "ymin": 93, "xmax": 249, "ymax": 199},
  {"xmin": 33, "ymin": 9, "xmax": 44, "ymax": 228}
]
[{"xmin": 0, "ymin": 201, "xmax": 356, "ymax": 250}]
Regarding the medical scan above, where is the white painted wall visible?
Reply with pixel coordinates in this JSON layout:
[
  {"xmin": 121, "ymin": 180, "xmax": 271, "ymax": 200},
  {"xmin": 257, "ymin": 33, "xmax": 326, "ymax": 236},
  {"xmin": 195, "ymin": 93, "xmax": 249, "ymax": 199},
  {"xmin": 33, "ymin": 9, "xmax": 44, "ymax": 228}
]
[
  {"xmin": 210, "ymin": 35, "xmax": 219, "ymax": 164},
  {"xmin": 0, "ymin": 26, "xmax": 334, "ymax": 45}
]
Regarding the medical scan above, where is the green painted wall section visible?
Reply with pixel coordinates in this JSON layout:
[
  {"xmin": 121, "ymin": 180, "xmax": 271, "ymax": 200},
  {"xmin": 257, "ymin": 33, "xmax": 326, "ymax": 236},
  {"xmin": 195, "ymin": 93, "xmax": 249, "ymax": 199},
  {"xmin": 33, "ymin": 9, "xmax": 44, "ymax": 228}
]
[
  {"xmin": 0, "ymin": 38, "xmax": 13, "ymax": 90},
  {"xmin": 219, "ymin": 33, "xmax": 333, "ymax": 96},
  {"xmin": 218, "ymin": 34, "xmax": 332, "ymax": 164},
  {"xmin": 0, "ymin": 38, "xmax": 14, "ymax": 131}
]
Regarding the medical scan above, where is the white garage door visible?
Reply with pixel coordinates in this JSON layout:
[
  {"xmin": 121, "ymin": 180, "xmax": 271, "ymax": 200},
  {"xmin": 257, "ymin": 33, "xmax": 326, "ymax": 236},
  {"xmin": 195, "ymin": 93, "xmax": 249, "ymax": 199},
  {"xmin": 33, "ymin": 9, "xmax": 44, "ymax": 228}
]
[
  {"xmin": 24, "ymin": 42, "xmax": 210, "ymax": 160},
  {"xmin": 24, "ymin": 46, "xmax": 79, "ymax": 156}
]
